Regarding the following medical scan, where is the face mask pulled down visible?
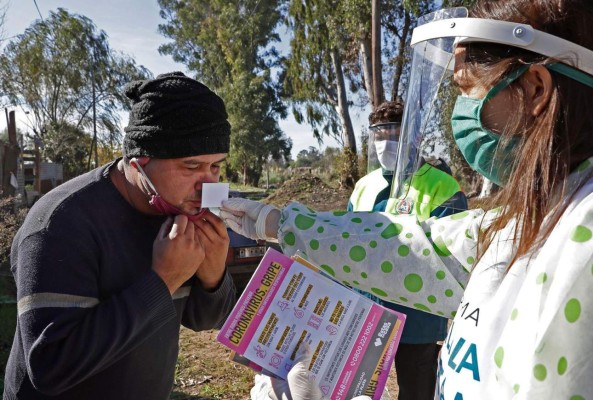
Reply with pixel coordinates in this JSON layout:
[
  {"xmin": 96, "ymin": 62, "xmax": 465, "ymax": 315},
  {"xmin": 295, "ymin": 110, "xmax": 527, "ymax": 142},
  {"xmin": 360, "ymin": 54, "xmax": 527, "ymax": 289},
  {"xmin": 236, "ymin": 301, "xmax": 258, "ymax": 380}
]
[{"xmin": 131, "ymin": 159, "xmax": 207, "ymax": 221}]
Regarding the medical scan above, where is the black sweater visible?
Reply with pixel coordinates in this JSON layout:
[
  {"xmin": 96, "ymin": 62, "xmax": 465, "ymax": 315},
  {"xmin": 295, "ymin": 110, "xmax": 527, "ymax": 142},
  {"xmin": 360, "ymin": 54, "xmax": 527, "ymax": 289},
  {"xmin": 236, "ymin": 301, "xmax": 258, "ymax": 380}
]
[{"xmin": 3, "ymin": 161, "xmax": 236, "ymax": 399}]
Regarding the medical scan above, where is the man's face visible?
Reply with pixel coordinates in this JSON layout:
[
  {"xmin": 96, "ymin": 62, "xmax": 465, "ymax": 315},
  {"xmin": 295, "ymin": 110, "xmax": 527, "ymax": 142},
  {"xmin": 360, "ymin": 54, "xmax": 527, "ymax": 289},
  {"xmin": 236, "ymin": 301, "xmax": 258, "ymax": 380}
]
[{"xmin": 141, "ymin": 153, "xmax": 227, "ymax": 215}]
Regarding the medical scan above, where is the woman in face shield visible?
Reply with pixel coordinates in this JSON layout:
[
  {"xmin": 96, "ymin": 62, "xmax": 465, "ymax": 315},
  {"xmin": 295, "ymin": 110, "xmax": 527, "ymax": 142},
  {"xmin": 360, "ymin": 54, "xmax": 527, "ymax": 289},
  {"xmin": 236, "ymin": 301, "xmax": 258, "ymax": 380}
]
[{"xmin": 221, "ymin": 0, "xmax": 593, "ymax": 399}]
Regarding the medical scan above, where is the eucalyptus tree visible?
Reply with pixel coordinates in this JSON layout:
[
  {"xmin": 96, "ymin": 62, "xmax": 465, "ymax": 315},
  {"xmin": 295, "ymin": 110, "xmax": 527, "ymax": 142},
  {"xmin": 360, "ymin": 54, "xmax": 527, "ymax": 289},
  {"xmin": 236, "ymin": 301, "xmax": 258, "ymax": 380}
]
[
  {"xmin": 283, "ymin": 0, "xmax": 357, "ymax": 152},
  {"xmin": 158, "ymin": 0, "xmax": 292, "ymax": 185},
  {"xmin": 0, "ymin": 8, "xmax": 151, "ymax": 170}
]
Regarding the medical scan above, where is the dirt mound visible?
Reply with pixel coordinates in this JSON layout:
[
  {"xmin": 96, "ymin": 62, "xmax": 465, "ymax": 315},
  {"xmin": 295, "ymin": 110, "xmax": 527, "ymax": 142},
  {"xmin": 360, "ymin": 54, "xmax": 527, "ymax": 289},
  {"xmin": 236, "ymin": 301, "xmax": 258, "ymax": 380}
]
[{"xmin": 264, "ymin": 174, "xmax": 351, "ymax": 211}]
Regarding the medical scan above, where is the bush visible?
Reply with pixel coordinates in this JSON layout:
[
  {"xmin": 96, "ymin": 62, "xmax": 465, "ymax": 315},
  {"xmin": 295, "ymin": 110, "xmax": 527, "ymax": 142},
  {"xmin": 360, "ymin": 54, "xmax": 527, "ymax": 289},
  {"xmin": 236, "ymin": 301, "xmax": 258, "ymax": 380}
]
[{"xmin": 0, "ymin": 196, "xmax": 28, "ymax": 268}]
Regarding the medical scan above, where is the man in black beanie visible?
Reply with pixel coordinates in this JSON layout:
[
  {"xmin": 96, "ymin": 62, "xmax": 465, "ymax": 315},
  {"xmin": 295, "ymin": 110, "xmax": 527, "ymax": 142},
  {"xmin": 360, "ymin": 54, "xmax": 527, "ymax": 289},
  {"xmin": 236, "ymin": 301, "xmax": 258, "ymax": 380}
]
[{"xmin": 4, "ymin": 72, "xmax": 236, "ymax": 400}]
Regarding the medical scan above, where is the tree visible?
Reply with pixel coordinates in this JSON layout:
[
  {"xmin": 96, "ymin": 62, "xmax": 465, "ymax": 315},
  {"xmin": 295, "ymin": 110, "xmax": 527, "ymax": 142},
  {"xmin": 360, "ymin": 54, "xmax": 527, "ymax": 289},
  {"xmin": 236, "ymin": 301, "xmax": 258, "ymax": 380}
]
[
  {"xmin": 283, "ymin": 0, "xmax": 357, "ymax": 151},
  {"xmin": 158, "ymin": 0, "xmax": 292, "ymax": 186},
  {"xmin": 0, "ymin": 8, "xmax": 151, "ymax": 171}
]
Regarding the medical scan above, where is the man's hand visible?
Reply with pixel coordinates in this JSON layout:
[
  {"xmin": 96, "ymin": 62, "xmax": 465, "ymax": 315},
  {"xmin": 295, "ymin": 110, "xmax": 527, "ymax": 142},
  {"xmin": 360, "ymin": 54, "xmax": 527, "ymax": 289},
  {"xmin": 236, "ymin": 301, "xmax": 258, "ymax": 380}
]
[
  {"xmin": 192, "ymin": 210, "xmax": 230, "ymax": 290},
  {"xmin": 153, "ymin": 215, "xmax": 205, "ymax": 294}
]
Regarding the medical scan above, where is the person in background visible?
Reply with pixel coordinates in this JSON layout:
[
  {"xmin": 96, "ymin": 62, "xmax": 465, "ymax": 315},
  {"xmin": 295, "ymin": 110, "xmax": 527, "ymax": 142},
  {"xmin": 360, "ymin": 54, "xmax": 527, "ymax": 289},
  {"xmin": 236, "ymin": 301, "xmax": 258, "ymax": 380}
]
[
  {"xmin": 3, "ymin": 72, "xmax": 236, "ymax": 400},
  {"xmin": 221, "ymin": 0, "xmax": 593, "ymax": 398},
  {"xmin": 348, "ymin": 100, "xmax": 467, "ymax": 400}
]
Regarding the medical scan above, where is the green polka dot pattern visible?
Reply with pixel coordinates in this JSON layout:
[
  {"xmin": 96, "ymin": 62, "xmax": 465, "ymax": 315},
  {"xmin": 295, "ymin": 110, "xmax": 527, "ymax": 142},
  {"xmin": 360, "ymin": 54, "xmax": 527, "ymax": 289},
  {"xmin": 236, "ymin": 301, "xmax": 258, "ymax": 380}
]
[
  {"xmin": 284, "ymin": 232, "xmax": 296, "ymax": 246},
  {"xmin": 570, "ymin": 225, "xmax": 592, "ymax": 242},
  {"xmin": 404, "ymin": 274, "xmax": 423, "ymax": 292},
  {"xmin": 278, "ymin": 202, "xmax": 474, "ymax": 322},
  {"xmin": 557, "ymin": 357, "xmax": 567, "ymax": 375},
  {"xmin": 450, "ymin": 210, "xmax": 470, "ymax": 220},
  {"xmin": 494, "ymin": 347, "xmax": 504, "ymax": 368},
  {"xmin": 414, "ymin": 303, "xmax": 431, "ymax": 312},
  {"xmin": 432, "ymin": 236, "xmax": 452, "ymax": 257},
  {"xmin": 294, "ymin": 214, "xmax": 316, "ymax": 230},
  {"xmin": 564, "ymin": 299, "xmax": 581, "ymax": 323},
  {"xmin": 533, "ymin": 364, "xmax": 547, "ymax": 381},
  {"xmin": 510, "ymin": 308, "xmax": 518, "ymax": 321},
  {"xmin": 380, "ymin": 223, "xmax": 403, "ymax": 239},
  {"xmin": 398, "ymin": 245, "xmax": 410, "ymax": 257},
  {"xmin": 349, "ymin": 246, "xmax": 366, "ymax": 262},
  {"xmin": 381, "ymin": 261, "xmax": 393, "ymax": 273},
  {"xmin": 320, "ymin": 264, "xmax": 335, "ymax": 277},
  {"xmin": 512, "ymin": 385, "xmax": 520, "ymax": 394},
  {"xmin": 371, "ymin": 287, "xmax": 388, "ymax": 297}
]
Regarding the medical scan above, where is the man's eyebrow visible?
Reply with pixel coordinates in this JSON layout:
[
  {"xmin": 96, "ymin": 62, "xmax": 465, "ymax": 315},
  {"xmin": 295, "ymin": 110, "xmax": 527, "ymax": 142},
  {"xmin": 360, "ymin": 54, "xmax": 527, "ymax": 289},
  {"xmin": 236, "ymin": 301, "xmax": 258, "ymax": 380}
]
[{"xmin": 182, "ymin": 156, "xmax": 227, "ymax": 166}]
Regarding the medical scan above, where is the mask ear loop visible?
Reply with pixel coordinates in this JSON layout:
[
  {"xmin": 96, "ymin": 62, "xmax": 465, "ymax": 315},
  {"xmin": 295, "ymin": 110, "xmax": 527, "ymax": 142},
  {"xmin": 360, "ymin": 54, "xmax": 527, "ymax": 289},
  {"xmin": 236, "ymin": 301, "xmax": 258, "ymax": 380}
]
[
  {"xmin": 129, "ymin": 158, "xmax": 209, "ymax": 220},
  {"xmin": 130, "ymin": 158, "xmax": 158, "ymax": 196}
]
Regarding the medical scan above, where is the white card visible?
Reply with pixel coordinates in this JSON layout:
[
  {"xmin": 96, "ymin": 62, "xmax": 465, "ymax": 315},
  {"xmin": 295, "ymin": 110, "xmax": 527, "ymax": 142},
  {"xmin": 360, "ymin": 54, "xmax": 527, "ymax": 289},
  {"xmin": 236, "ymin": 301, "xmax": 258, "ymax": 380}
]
[{"xmin": 201, "ymin": 183, "xmax": 229, "ymax": 208}]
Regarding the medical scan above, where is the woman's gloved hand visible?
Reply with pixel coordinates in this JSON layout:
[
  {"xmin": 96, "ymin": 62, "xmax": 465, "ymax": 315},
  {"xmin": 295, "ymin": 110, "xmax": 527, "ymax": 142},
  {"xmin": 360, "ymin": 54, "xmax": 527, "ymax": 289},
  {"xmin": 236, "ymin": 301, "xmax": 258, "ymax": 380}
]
[
  {"xmin": 220, "ymin": 198, "xmax": 281, "ymax": 241},
  {"xmin": 269, "ymin": 343, "xmax": 326, "ymax": 400},
  {"xmin": 251, "ymin": 342, "xmax": 375, "ymax": 400}
]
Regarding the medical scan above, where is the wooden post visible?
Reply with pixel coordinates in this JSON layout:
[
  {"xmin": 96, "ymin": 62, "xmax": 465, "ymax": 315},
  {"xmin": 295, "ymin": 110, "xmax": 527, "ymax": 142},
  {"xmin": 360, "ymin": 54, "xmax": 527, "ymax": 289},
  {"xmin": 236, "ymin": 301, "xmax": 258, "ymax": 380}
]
[{"xmin": 1, "ymin": 111, "xmax": 19, "ymax": 197}]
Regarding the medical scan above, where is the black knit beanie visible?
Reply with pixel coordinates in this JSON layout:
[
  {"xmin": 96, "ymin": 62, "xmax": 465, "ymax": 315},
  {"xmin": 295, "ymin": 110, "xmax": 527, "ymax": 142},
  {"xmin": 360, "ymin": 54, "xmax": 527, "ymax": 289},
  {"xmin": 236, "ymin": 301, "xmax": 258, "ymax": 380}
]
[{"xmin": 123, "ymin": 72, "xmax": 231, "ymax": 159}]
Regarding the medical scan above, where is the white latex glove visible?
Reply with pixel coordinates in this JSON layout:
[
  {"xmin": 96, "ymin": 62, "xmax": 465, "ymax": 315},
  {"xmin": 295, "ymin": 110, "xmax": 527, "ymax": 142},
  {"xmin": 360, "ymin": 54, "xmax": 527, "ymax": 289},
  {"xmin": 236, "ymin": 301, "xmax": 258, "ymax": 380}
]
[
  {"xmin": 266, "ymin": 343, "xmax": 326, "ymax": 400},
  {"xmin": 220, "ymin": 198, "xmax": 281, "ymax": 241}
]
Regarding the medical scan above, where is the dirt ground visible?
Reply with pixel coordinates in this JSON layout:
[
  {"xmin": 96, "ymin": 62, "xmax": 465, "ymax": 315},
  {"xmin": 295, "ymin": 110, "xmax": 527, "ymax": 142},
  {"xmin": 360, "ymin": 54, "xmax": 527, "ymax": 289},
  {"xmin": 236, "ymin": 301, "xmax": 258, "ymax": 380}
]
[{"xmin": 174, "ymin": 174, "xmax": 400, "ymax": 399}]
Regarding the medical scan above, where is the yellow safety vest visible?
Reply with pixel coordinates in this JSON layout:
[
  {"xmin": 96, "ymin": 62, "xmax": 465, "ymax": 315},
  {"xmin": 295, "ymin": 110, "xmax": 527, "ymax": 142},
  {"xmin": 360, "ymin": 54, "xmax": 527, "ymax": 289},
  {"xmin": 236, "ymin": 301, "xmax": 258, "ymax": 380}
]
[{"xmin": 349, "ymin": 163, "xmax": 463, "ymax": 222}]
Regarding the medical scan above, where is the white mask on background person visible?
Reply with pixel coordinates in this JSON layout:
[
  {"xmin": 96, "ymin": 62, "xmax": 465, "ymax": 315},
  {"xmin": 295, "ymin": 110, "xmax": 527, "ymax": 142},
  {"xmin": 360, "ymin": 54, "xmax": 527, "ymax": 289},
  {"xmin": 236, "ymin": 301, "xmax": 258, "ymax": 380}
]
[{"xmin": 374, "ymin": 140, "xmax": 398, "ymax": 171}]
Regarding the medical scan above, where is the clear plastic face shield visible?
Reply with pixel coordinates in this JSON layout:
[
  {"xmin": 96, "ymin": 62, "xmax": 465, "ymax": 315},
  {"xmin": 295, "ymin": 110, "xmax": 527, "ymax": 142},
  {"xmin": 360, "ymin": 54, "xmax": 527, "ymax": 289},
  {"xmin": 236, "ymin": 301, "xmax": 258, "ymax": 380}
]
[
  {"xmin": 391, "ymin": 7, "xmax": 593, "ymax": 201},
  {"xmin": 367, "ymin": 122, "xmax": 401, "ymax": 173}
]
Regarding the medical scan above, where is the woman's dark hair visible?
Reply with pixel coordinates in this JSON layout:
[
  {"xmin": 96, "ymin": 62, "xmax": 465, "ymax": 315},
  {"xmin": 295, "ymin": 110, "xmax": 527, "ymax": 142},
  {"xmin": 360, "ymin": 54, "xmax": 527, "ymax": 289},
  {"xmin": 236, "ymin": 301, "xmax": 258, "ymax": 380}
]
[{"xmin": 465, "ymin": 0, "xmax": 593, "ymax": 266}]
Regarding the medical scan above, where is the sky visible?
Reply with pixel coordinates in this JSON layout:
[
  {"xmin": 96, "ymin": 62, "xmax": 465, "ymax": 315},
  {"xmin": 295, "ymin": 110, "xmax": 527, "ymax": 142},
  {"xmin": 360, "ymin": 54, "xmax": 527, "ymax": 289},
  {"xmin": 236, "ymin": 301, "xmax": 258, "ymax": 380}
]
[{"xmin": 1, "ymin": 0, "xmax": 370, "ymax": 158}]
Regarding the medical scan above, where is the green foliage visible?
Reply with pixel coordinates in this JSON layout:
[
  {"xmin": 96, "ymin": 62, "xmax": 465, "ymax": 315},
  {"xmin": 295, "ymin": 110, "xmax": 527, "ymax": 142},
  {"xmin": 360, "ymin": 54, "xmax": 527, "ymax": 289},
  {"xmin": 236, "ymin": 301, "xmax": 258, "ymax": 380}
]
[
  {"xmin": 41, "ymin": 123, "xmax": 93, "ymax": 179},
  {"xmin": 282, "ymin": 0, "xmax": 352, "ymax": 144},
  {"xmin": 337, "ymin": 146, "xmax": 359, "ymax": 189},
  {"xmin": 0, "ymin": 8, "xmax": 151, "ymax": 171},
  {"xmin": 158, "ymin": 0, "xmax": 291, "ymax": 186}
]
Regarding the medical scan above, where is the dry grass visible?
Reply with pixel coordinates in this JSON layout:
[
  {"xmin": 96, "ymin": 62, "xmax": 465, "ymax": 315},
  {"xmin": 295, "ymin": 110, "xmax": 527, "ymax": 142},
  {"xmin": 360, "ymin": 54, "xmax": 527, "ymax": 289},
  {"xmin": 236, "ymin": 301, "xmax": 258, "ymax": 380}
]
[{"xmin": 173, "ymin": 328, "xmax": 399, "ymax": 400}]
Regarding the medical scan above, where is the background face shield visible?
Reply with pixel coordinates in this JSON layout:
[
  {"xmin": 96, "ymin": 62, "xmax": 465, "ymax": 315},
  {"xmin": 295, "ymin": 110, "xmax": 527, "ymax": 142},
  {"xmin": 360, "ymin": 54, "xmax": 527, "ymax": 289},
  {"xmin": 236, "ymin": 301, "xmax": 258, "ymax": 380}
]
[
  {"xmin": 367, "ymin": 123, "xmax": 401, "ymax": 174},
  {"xmin": 390, "ymin": 7, "xmax": 467, "ymax": 201}
]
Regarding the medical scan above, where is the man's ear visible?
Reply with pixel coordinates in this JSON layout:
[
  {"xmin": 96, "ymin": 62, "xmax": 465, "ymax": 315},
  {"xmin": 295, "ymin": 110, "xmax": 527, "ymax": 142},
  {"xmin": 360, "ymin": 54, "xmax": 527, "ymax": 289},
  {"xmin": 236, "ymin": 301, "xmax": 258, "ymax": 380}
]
[
  {"xmin": 130, "ymin": 156, "xmax": 150, "ymax": 170},
  {"xmin": 521, "ymin": 64, "xmax": 553, "ymax": 117}
]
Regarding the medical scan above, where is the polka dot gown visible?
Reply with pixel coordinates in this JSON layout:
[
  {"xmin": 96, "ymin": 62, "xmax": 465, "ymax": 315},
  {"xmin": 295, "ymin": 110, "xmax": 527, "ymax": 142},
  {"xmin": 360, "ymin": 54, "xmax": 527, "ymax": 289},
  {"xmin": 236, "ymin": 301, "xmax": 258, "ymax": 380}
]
[{"xmin": 277, "ymin": 159, "xmax": 593, "ymax": 399}]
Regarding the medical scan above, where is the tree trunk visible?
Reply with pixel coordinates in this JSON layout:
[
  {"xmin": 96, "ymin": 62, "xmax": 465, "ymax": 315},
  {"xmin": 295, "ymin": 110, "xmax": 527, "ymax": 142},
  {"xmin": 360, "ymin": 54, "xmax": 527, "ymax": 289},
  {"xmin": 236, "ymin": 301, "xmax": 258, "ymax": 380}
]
[
  {"xmin": 392, "ymin": 12, "xmax": 411, "ymax": 100},
  {"xmin": 330, "ymin": 48, "xmax": 356, "ymax": 153},
  {"xmin": 479, "ymin": 177, "xmax": 497, "ymax": 198},
  {"xmin": 360, "ymin": 38, "xmax": 374, "ymax": 108},
  {"xmin": 371, "ymin": 0, "xmax": 384, "ymax": 107}
]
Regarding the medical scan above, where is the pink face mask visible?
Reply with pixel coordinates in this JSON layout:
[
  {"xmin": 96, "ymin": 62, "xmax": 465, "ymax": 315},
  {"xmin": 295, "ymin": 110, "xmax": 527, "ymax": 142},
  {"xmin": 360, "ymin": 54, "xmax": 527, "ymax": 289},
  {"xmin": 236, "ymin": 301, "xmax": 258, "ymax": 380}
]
[{"xmin": 131, "ymin": 159, "xmax": 207, "ymax": 221}]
